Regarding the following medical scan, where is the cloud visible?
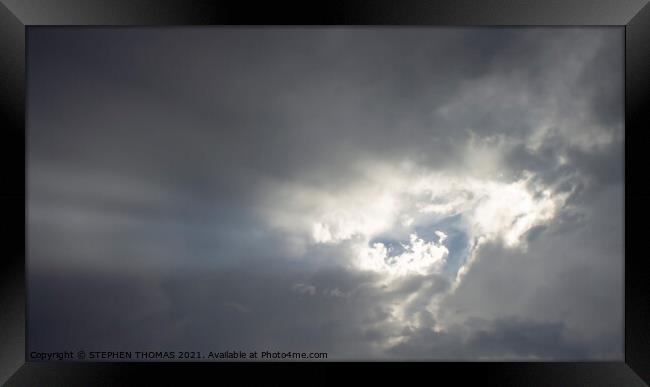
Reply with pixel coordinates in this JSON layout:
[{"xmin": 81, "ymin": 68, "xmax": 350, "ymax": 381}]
[
  {"xmin": 388, "ymin": 316, "xmax": 609, "ymax": 360},
  {"xmin": 27, "ymin": 27, "xmax": 623, "ymax": 360},
  {"xmin": 292, "ymin": 283, "xmax": 317, "ymax": 296},
  {"xmin": 359, "ymin": 232, "xmax": 449, "ymax": 276},
  {"xmin": 270, "ymin": 163, "xmax": 567, "ymax": 291},
  {"xmin": 437, "ymin": 184, "xmax": 623, "ymax": 350}
]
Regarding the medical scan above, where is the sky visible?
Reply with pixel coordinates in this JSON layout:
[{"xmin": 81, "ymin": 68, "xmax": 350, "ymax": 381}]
[{"xmin": 27, "ymin": 27, "xmax": 623, "ymax": 360}]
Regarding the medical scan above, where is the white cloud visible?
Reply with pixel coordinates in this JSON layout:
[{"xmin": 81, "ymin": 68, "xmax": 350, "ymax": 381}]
[
  {"xmin": 357, "ymin": 233, "xmax": 449, "ymax": 277},
  {"xmin": 268, "ymin": 162, "xmax": 565, "ymax": 283},
  {"xmin": 259, "ymin": 159, "xmax": 569, "ymax": 340}
]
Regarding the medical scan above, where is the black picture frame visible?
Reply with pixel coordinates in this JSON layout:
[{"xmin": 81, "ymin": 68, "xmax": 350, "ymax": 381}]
[{"xmin": 1, "ymin": 0, "xmax": 648, "ymax": 385}]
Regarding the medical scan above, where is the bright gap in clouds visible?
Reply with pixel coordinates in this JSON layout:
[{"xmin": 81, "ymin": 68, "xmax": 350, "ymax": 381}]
[
  {"xmin": 259, "ymin": 158, "xmax": 571, "ymax": 342},
  {"xmin": 267, "ymin": 162, "xmax": 567, "ymax": 287}
]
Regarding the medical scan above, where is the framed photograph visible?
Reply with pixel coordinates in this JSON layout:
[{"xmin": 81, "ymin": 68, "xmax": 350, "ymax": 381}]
[{"xmin": 1, "ymin": 0, "xmax": 648, "ymax": 385}]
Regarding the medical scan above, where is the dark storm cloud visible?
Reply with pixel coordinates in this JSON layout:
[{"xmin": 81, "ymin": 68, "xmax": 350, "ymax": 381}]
[
  {"xmin": 27, "ymin": 27, "xmax": 623, "ymax": 359},
  {"xmin": 30, "ymin": 256, "xmax": 452, "ymax": 359},
  {"xmin": 29, "ymin": 28, "xmax": 620, "ymax": 191}
]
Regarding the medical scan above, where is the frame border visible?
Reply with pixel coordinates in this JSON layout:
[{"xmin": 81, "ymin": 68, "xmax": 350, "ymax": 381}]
[{"xmin": 1, "ymin": 1, "xmax": 648, "ymax": 385}]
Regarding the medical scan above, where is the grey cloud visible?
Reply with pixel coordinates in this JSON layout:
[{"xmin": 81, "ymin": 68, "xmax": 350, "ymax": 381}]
[
  {"xmin": 28, "ymin": 27, "xmax": 623, "ymax": 359},
  {"xmin": 29, "ymin": 257, "xmax": 451, "ymax": 359},
  {"xmin": 29, "ymin": 28, "xmax": 621, "ymax": 191},
  {"xmin": 389, "ymin": 316, "xmax": 606, "ymax": 360},
  {"xmin": 437, "ymin": 184, "xmax": 623, "ymax": 358}
]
